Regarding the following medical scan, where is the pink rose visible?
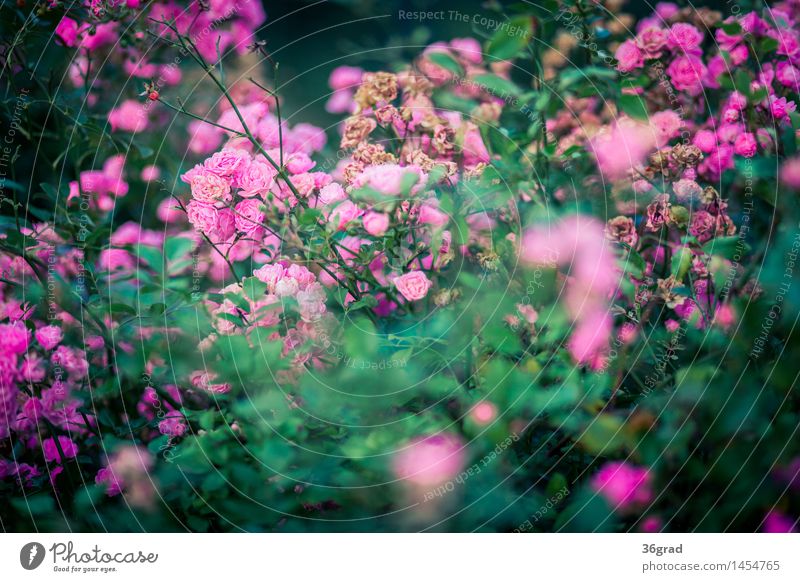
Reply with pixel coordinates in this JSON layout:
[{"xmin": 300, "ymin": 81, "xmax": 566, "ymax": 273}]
[
  {"xmin": 733, "ymin": 132, "xmax": 757, "ymax": 157},
  {"xmin": 56, "ymin": 17, "xmax": 80, "ymax": 47},
  {"xmin": 666, "ymin": 56, "xmax": 706, "ymax": 93},
  {"xmin": 329, "ymin": 66, "xmax": 364, "ymax": 91},
  {"xmin": 591, "ymin": 461, "xmax": 653, "ymax": 509},
  {"xmin": 649, "ymin": 110, "xmax": 683, "ymax": 146},
  {"xmin": 186, "ymin": 200, "xmax": 219, "ymax": 234},
  {"xmin": 35, "ymin": 325, "xmax": 63, "ymax": 351},
  {"xmin": 203, "ymin": 148, "xmax": 251, "ymax": 188},
  {"xmin": 363, "ymin": 212, "xmax": 389, "ymax": 236},
  {"xmin": 615, "ymin": 39, "xmax": 644, "ymax": 73},
  {"xmin": 234, "ymin": 199, "xmax": 265, "ymax": 235},
  {"xmin": 329, "ymin": 200, "xmax": 362, "ymax": 230},
  {"xmin": 317, "ymin": 182, "xmax": 347, "ymax": 205},
  {"xmin": 185, "ymin": 167, "xmax": 232, "ymax": 206},
  {"xmin": 238, "ymin": 159, "xmax": 277, "ymax": 198},
  {"xmin": 636, "ymin": 27, "xmax": 667, "ymax": 59},
  {"xmin": 393, "ymin": 270, "xmax": 432, "ymax": 301},
  {"xmin": 108, "ymin": 100, "xmax": 149, "ymax": 133},
  {"xmin": 253, "ymin": 263, "xmax": 285, "ymax": 292},
  {"xmin": 667, "ymin": 23, "xmax": 703, "ymax": 54},
  {"xmin": 392, "ymin": 433, "xmax": 466, "ymax": 486},
  {"xmin": 188, "ymin": 120, "xmax": 223, "ymax": 155}
]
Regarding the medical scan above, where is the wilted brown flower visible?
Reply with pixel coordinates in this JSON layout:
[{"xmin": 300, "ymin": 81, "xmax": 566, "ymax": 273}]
[
  {"xmin": 354, "ymin": 71, "xmax": 398, "ymax": 111},
  {"xmin": 340, "ymin": 115, "xmax": 377, "ymax": 149}
]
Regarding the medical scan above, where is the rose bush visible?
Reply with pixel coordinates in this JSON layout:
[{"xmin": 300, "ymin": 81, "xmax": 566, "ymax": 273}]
[{"xmin": 0, "ymin": 0, "xmax": 799, "ymax": 532}]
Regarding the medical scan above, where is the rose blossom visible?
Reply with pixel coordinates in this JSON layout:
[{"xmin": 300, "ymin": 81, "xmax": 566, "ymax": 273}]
[
  {"xmin": 238, "ymin": 159, "xmax": 277, "ymax": 197},
  {"xmin": 234, "ymin": 199, "xmax": 265, "ymax": 236},
  {"xmin": 185, "ymin": 168, "xmax": 232, "ymax": 206},
  {"xmin": 35, "ymin": 325, "xmax": 63, "ymax": 351},
  {"xmin": 666, "ymin": 23, "xmax": 703, "ymax": 54},
  {"xmin": 666, "ymin": 56, "xmax": 706, "ymax": 93},
  {"xmin": 733, "ymin": 132, "xmax": 757, "ymax": 157},
  {"xmin": 606, "ymin": 216, "xmax": 638, "ymax": 247},
  {"xmin": 363, "ymin": 212, "xmax": 390, "ymax": 236},
  {"xmin": 393, "ymin": 271, "xmax": 433, "ymax": 301},
  {"xmin": 392, "ymin": 433, "xmax": 466, "ymax": 486},
  {"xmin": 636, "ymin": 27, "xmax": 667, "ymax": 59},
  {"xmin": 591, "ymin": 461, "xmax": 653, "ymax": 509},
  {"xmin": 615, "ymin": 39, "xmax": 644, "ymax": 73}
]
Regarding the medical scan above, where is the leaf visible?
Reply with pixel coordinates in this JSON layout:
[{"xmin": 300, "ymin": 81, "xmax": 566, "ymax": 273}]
[
  {"xmin": 242, "ymin": 276, "xmax": 267, "ymax": 300},
  {"xmin": 485, "ymin": 16, "xmax": 533, "ymax": 61},
  {"xmin": 164, "ymin": 236, "xmax": 195, "ymax": 263},
  {"xmin": 108, "ymin": 302, "xmax": 138, "ymax": 316},
  {"xmin": 618, "ymin": 93, "xmax": 649, "ymax": 120},
  {"xmin": 471, "ymin": 73, "xmax": 521, "ymax": 97},
  {"xmin": 701, "ymin": 236, "xmax": 747, "ymax": 260},
  {"xmin": 427, "ymin": 51, "xmax": 464, "ymax": 76}
]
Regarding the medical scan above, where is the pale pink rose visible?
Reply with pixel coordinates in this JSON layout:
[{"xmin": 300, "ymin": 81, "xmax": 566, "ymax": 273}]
[
  {"xmin": 462, "ymin": 122, "xmax": 490, "ymax": 166},
  {"xmin": 318, "ymin": 182, "xmax": 347, "ymax": 205},
  {"xmin": 108, "ymin": 100, "xmax": 149, "ymax": 133},
  {"xmin": 392, "ymin": 433, "xmax": 466, "ymax": 486},
  {"xmin": 186, "ymin": 200, "xmax": 219, "ymax": 234},
  {"xmin": 636, "ymin": 26, "xmax": 667, "ymax": 59},
  {"xmin": 672, "ymin": 178, "xmax": 702, "ymax": 201},
  {"xmin": 470, "ymin": 402, "xmax": 497, "ymax": 425},
  {"xmin": 449, "ymin": 37, "xmax": 483, "ymax": 64},
  {"xmin": 649, "ymin": 110, "xmax": 683, "ymax": 146},
  {"xmin": 418, "ymin": 203, "xmax": 449, "ymax": 227},
  {"xmin": 275, "ymin": 277, "xmax": 300, "ymax": 297},
  {"xmin": 329, "ymin": 200, "xmax": 362, "ymax": 230},
  {"xmin": 363, "ymin": 212, "xmax": 389, "ymax": 236},
  {"xmin": 238, "ymin": 159, "xmax": 277, "ymax": 197},
  {"xmin": 589, "ymin": 122, "xmax": 655, "ymax": 180},
  {"xmin": 203, "ymin": 148, "xmax": 251, "ymax": 188},
  {"xmin": 234, "ymin": 199, "xmax": 265, "ymax": 235},
  {"xmin": 253, "ymin": 263, "xmax": 285, "ymax": 292},
  {"xmin": 393, "ymin": 270, "xmax": 433, "ymax": 301},
  {"xmin": 140, "ymin": 165, "xmax": 160, "ymax": 181},
  {"xmin": 185, "ymin": 167, "xmax": 232, "ymax": 206},
  {"xmin": 188, "ymin": 120, "xmax": 223, "ymax": 155},
  {"xmin": 352, "ymin": 164, "xmax": 427, "ymax": 196},
  {"xmin": 285, "ymin": 264, "xmax": 317, "ymax": 289}
]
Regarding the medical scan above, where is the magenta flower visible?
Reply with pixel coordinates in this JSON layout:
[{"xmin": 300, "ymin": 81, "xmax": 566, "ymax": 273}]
[
  {"xmin": 591, "ymin": 461, "xmax": 653, "ymax": 509},
  {"xmin": 42, "ymin": 436, "xmax": 79, "ymax": 464}
]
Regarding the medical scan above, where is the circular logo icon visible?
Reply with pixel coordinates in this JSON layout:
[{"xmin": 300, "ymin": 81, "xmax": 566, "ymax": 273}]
[{"xmin": 20, "ymin": 542, "xmax": 46, "ymax": 570}]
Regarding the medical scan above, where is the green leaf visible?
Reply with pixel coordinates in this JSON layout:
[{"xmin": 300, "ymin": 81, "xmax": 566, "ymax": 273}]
[
  {"xmin": 427, "ymin": 51, "xmax": 464, "ymax": 76},
  {"xmin": 485, "ymin": 16, "xmax": 533, "ymax": 61},
  {"xmin": 471, "ymin": 73, "xmax": 521, "ymax": 97},
  {"xmin": 701, "ymin": 236, "xmax": 747, "ymax": 260},
  {"xmin": 242, "ymin": 276, "xmax": 267, "ymax": 300},
  {"xmin": 165, "ymin": 236, "xmax": 195, "ymax": 263},
  {"xmin": 617, "ymin": 93, "xmax": 649, "ymax": 121}
]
